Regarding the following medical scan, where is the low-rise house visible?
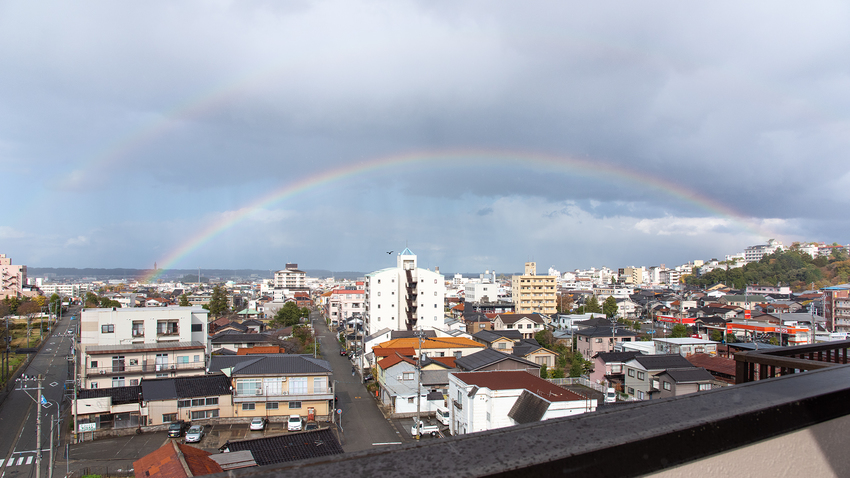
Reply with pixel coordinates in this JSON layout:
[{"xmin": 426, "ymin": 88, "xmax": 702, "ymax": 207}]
[
  {"xmin": 511, "ymin": 339, "xmax": 559, "ymax": 368},
  {"xmin": 208, "ymin": 354, "xmax": 333, "ymax": 421},
  {"xmin": 471, "ymin": 329, "xmax": 523, "ymax": 353},
  {"xmin": 375, "ymin": 352, "xmax": 423, "ymax": 415},
  {"xmin": 210, "ymin": 332, "xmax": 277, "ymax": 354},
  {"xmin": 219, "ymin": 428, "xmax": 343, "ymax": 467},
  {"xmin": 575, "ymin": 326, "xmax": 638, "ymax": 360},
  {"xmin": 134, "ymin": 441, "xmax": 223, "ymax": 478},
  {"xmin": 492, "ymin": 313, "xmax": 547, "ymax": 339},
  {"xmin": 454, "ymin": 348, "xmax": 541, "ymax": 376},
  {"xmin": 653, "ymin": 368, "xmax": 714, "ymax": 398},
  {"xmin": 686, "ymin": 353, "xmax": 736, "ymax": 384},
  {"xmin": 623, "ymin": 354, "xmax": 697, "ymax": 400},
  {"xmin": 142, "ymin": 374, "xmax": 233, "ymax": 425},
  {"xmin": 448, "ymin": 370, "xmax": 596, "ymax": 435},
  {"xmin": 589, "ymin": 351, "xmax": 642, "ymax": 385},
  {"xmin": 373, "ymin": 337, "xmax": 485, "ymax": 360}
]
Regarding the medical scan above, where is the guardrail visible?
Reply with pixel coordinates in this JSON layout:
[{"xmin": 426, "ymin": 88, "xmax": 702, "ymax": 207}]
[{"xmin": 734, "ymin": 339, "xmax": 850, "ymax": 384}]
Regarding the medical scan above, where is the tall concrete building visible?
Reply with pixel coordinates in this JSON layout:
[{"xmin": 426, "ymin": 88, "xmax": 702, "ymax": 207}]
[
  {"xmin": 364, "ymin": 248, "xmax": 444, "ymax": 334},
  {"xmin": 273, "ymin": 263, "xmax": 307, "ymax": 290},
  {"xmin": 0, "ymin": 253, "xmax": 27, "ymax": 299},
  {"xmin": 511, "ymin": 262, "xmax": 557, "ymax": 315}
]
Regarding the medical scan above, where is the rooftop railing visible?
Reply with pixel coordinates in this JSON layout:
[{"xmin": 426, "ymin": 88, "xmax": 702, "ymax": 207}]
[{"xmin": 734, "ymin": 339, "xmax": 850, "ymax": 384}]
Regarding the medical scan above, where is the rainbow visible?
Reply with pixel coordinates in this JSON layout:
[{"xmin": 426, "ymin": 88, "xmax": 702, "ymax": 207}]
[{"xmin": 138, "ymin": 149, "xmax": 774, "ymax": 283}]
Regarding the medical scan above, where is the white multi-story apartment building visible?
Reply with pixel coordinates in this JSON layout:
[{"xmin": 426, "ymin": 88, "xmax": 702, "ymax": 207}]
[
  {"xmin": 79, "ymin": 306, "xmax": 209, "ymax": 388},
  {"xmin": 327, "ymin": 289, "xmax": 365, "ymax": 325},
  {"xmin": 512, "ymin": 262, "xmax": 557, "ymax": 315},
  {"xmin": 364, "ymin": 248, "xmax": 445, "ymax": 334},
  {"xmin": 39, "ymin": 283, "xmax": 92, "ymax": 299},
  {"xmin": 273, "ymin": 263, "xmax": 307, "ymax": 290},
  {"xmin": 744, "ymin": 239, "xmax": 784, "ymax": 263},
  {"xmin": 464, "ymin": 280, "xmax": 499, "ymax": 303}
]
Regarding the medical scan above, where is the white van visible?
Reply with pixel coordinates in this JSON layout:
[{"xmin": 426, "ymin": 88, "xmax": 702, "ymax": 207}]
[
  {"xmin": 605, "ymin": 388, "xmax": 617, "ymax": 403},
  {"xmin": 287, "ymin": 415, "xmax": 302, "ymax": 431},
  {"xmin": 436, "ymin": 407, "xmax": 450, "ymax": 426}
]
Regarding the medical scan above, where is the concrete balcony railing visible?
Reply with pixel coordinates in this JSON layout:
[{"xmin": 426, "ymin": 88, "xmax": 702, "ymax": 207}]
[
  {"xmin": 87, "ymin": 361, "xmax": 205, "ymax": 376},
  {"xmin": 233, "ymin": 387, "xmax": 333, "ymax": 403},
  {"xmin": 219, "ymin": 363, "xmax": 850, "ymax": 477}
]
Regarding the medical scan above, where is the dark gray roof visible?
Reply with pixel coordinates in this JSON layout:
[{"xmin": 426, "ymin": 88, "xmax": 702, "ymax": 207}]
[
  {"xmin": 574, "ymin": 326, "xmax": 638, "ymax": 338},
  {"xmin": 210, "ymin": 332, "xmax": 275, "ymax": 344},
  {"xmin": 496, "ymin": 313, "xmax": 546, "ymax": 325},
  {"xmin": 512, "ymin": 339, "xmax": 545, "ymax": 358},
  {"xmin": 593, "ymin": 351, "xmax": 642, "ymax": 363},
  {"xmin": 472, "ymin": 329, "xmax": 522, "ymax": 343},
  {"xmin": 426, "ymin": 391, "xmax": 444, "ymax": 401},
  {"xmin": 78, "ymin": 385, "xmax": 141, "ymax": 405},
  {"xmin": 140, "ymin": 374, "xmax": 231, "ymax": 401},
  {"xmin": 574, "ymin": 317, "xmax": 614, "ymax": 328},
  {"xmin": 696, "ymin": 315, "xmax": 728, "ymax": 324},
  {"xmin": 421, "ymin": 369, "xmax": 451, "ymax": 386},
  {"xmin": 508, "ymin": 390, "xmax": 550, "ymax": 424},
  {"xmin": 454, "ymin": 349, "xmax": 539, "ymax": 371},
  {"xmin": 391, "ymin": 330, "xmax": 437, "ymax": 339},
  {"xmin": 629, "ymin": 354, "xmax": 694, "ymax": 371},
  {"xmin": 659, "ymin": 367, "xmax": 715, "ymax": 383},
  {"xmin": 222, "ymin": 428, "xmax": 343, "ymax": 466},
  {"xmin": 208, "ymin": 354, "xmax": 332, "ymax": 375}
]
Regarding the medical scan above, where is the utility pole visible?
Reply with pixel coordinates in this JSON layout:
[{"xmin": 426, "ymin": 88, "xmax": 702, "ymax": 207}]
[
  {"xmin": 73, "ymin": 337, "xmax": 78, "ymax": 443},
  {"xmin": 415, "ymin": 328, "xmax": 423, "ymax": 440}
]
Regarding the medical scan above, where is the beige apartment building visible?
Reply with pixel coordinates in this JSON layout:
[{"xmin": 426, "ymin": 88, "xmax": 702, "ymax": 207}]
[{"xmin": 511, "ymin": 262, "xmax": 557, "ymax": 315}]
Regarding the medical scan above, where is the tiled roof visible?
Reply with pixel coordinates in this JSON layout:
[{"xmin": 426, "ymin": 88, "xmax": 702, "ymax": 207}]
[
  {"xmin": 377, "ymin": 352, "xmax": 416, "ymax": 370},
  {"xmin": 237, "ymin": 346, "xmax": 285, "ymax": 355},
  {"xmin": 574, "ymin": 326, "xmax": 638, "ymax": 338},
  {"xmin": 210, "ymin": 332, "xmax": 275, "ymax": 344},
  {"xmin": 222, "ymin": 428, "xmax": 343, "ymax": 466},
  {"xmin": 208, "ymin": 354, "xmax": 332, "ymax": 376},
  {"xmin": 390, "ymin": 330, "xmax": 437, "ymax": 339},
  {"xmin": 453, "ymin": 370, "xmax": 585, "ymax": 402},
  {"xmin": 141, "ymin": 374, "xmax": 231, "ymax": 401},
  {"xmin": 508, "ymin": 390, "xmax": 551, "ymax": 424},
  {"xmin": 79, "ymin": 385, "xmax": 141, "ymax": 405},
  {"xmin": 179, "ymin": 444, "xmax": 225, "ymax": 476},
  {"xmin": 495, "ymin": 313, "xmax": 546, "ymax": 324},
  {"xmin": 659, "ymin": 367, "xmax": 714, "ymax": 383},
  {"xmin": 373, "ymin": 347, "xmax": 416, "ymax": 357},
  {"xmin": 425, "ymin": 356, "xmax": 456, "ymax": 368},
  {"xmin": 472, "ymin": 330, "xmax": 521, "ymax": 344},
  {"xmin": 629, "ymin": 354, "xmax": 694, "ymax": 371},
  {"xmin": 421, "ymin": 369, "xmax": 451, "ymax": 386},
  {"xmin": 593, "ymin": 351, "xmax": 641, "ymax": 363},
  {"xmin": 454, "ymin": 349, "xmax": 538, "ymax": 371},
  {"xmin": 377, "ymin": 337, "xmax": 485, "ymax": 350},
  {"xmin": 133, "ymin": 442, "xmax": 223, "ymax": 478},
  {"xmin": 686, "ymin": 353, "xmax": 736, "ymax": 376}
]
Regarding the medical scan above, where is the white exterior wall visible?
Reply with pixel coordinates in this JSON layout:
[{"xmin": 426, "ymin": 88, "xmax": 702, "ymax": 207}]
[
  {"xmin": 80, "ymin": 306, "xmax": 208, "ymax": 352},
  {"xmin": 464, "ymin": 281, "xmax": 497, "ymax": 303}
]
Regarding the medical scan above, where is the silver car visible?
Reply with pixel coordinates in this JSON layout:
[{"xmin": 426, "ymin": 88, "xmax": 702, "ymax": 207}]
[{"xmin": 185, "ymin": 425, "xmax": 204, "ymax": 443}]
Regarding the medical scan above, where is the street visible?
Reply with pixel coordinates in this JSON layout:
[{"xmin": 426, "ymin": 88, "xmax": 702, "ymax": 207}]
[
  {"xmin": 0, "ymin": 307, "xmax": 77, "ymax": 478},
  {"xmin": 312, "ymin": 311, "xmax": 404, "ymax": 452}
]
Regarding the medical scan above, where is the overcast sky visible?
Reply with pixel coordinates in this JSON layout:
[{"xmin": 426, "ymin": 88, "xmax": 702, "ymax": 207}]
[{"xmin": 2, "ymin": 1, "xmax": 848, "ymax": 275}]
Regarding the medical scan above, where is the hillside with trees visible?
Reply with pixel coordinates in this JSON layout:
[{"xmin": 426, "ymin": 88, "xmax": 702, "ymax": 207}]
[{"xmin": 684, "ymin": 247, "xmax": 850, "ymax": 291}]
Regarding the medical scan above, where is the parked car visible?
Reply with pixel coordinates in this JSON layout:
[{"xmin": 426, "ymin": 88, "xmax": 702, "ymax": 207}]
[
  {"xmin": 185, "ymin": 425, "xmax": 205, "ymax": 443},
  {"xmin": 249, "ymin": 417, "xmax": 267, "ymax": 431},
  {"xmin": 410, "ymin": 419, "xmax": 440, "ymax": 437},
  {"xmin": 339, "ymin": 349, "xmax": 348, "ymax": 356},
  {"xmin": 304, "ymin": 420, "xmax": 319, "ymax": 431},
  {"xmin": 287, "ymin": 415, "xmax": 302, "ymax": 431},
  {"xmin": 167, "ymin": 421, "xmax": 188, "ymax": 437}
]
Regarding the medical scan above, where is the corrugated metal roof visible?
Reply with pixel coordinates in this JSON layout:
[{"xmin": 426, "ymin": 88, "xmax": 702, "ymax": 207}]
[{"xmin": 222, "ymin": 428, "xmax": 343, "ymax": 466}]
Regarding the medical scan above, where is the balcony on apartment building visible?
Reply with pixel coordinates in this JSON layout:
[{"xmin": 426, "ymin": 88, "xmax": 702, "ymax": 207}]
[
  {"xmin": 227, "ymin": 340, "xmax": 850, "ymax": 477},
  {"xmin": 86, "ymin": 359, "xmax": 205, "ymax": 377},
  {"xmin": 232, "ymin": 386, "xmax": 334, "ymax": 403}
]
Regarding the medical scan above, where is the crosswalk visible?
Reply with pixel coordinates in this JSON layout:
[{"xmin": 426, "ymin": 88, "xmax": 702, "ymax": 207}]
[{"xmin": 0, "ymin": 454, "xmax": 37, "ymax": 469}]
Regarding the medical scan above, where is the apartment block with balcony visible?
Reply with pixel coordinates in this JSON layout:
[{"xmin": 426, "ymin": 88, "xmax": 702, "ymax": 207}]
[
  {"xmin": 0, "ymin": 253, "xmax": 27, "ymax": 300},
  {"xmin": 823, "ymin": 284, "xmax": 850, "ymax": 333},
  {"xmin": 208, "ymin": 354, "xmax": 333, "ymax": 421},
  {"xmin": 80, "ymin": 306, "xmax": 209, "ymax": 388},
  {"xmin": 511, "ymin": 262, "xmax": 557, "ymax": 315}
]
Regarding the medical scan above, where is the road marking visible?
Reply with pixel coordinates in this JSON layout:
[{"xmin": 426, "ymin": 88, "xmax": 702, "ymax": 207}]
[
  {"xmin": 16, "ymin": 457, "xmax": 23, "ymax": 466},
  {"xmin": 50, "ymin": 382, "xmax": 59, "ymax": 387},
  {"xmin": 0, "ymin": 459, "xmax": 4, "ymax": 467},
  {"xmin": 25, "ymin": 456, "xmax": 32, "ymax": 465},
  {"xmin": 372, "ymin": 442, "xmax": 402, "ymax": 445}
]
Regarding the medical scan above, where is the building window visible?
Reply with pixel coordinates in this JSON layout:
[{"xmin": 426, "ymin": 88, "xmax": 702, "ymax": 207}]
[
  {"xmin": 628, "ymin": 369, "xmax": 635, "ymax": 377},
  {"xmin": 289, "ymin": 401, "xmax": 302, "ymax": 409},
  {"xmin": 178, "ymin": 400, "xmax": 191, "ymax": 408},
  {"xmin": 266, "ymin": 402, "xmax": 279, "ymax": 410},
  {"xmin": 156, "ymin": 373, "xmax": 169, "ymax": 378},
  {"xmin": 486, "ymin": 412, "xmax": 491, "ymax": 422},
  {"xmin": 112, "ymin": 377, "xmax": 125, "ymax": 387},
  {"xmin": 699, "ymin": 384, "xmax": 711, "ymax": 391},
  {"xmin": 191, "ymin": 324, "xmax": 202, "ymax": 332},
  {"xmin": 289, "ymin": 377, "xmax": 308, "ymax": 395},
  {"xmin": 163, "ymin": 413, "xmax": 177, "ymax": 423},
  {"xmin": 402, "ymin": 372, "xmax": 414, "ymax": 381},
  {"xmin": 497, "ymin": 343, "xmax": 506, "ymax": 349},
  {"xmin": 507, "ymin": 325, "xmax": 513, "ymax": 329},
  {"xmin": 90, "ymin": 383, "xmax": 98, "ymax": 389},
  {"xmin": 192, "ymin": 409, "xmax": 219, "ymax": 420},
  {"xmin": 101, "ymin": 324, "xmax": 114, "ymax": 333},
  {"xmin": 408, "ymin": 397, "xmax": 415, "ymax": 404},
  {"xmin": 637, "ymin": 372, "xmax": 645, "ymax": 380},
  {"xmin": 242, "ymin": 403, "xmax": 255, "ymax": 411},
  {"xmin": 90, "ymin": 361, "xmax": 98, "ymax": 368},
  {"xmin": 638, "ymin": 391, "xmax": 645, "ymax": 400},
  {"xmin": 194, "ymin": 355, "xmax": 201, "ymax": 362},
  {"xmin": 663, "ymin": 381, "xmax": 671, "ymax": 391},
  {"xmin": 129, "ymin": 379, "xmax": 139, "ymax": 386}
]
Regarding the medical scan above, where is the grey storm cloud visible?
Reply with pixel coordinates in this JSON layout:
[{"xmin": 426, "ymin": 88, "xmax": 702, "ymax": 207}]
[{"xmin": 0, "ymin": 1, "xmax": 848, "ymax": 270}]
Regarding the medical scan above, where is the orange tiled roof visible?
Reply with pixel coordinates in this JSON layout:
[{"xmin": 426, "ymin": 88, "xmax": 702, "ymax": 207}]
[
  {"xmin": 373, "ymin": 347, "xmax": 416, "ymax": 357},
  {"xmin": 377, "ymin": 352, "xmax": 417, "ymax": 370},
  {"xmin": 134, "ymin": 442, "xmax": 223, "ymax": 478},
  {"xmin": 377, "ymin": 337, "xmax": 484, "ymax": 350},
  {"xmin": 237, "ymin": 346, "xmax": 285, "ymax": 355},
  {"xmin": 428, "ymin": 356, "xmax": 456, "ymax": 368}
]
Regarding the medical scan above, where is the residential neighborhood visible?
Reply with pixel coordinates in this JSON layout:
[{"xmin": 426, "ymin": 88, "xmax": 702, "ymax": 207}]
[{"xmin": 1, "ymin": 241, "xmax": 850, "ymax": 476}]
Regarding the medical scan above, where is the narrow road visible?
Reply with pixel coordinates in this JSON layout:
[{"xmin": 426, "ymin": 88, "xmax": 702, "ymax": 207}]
[
  {"xmin": 0, "ymin": 308, "xmax": 77, "ymax": 478},
  {"xmin": 312, "ymin": 311, "xmax": 403, "ymax": 452}
]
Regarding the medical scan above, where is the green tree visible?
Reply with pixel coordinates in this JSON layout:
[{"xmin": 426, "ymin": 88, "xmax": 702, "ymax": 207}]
[
  {"xmin": 585, "ymin": 296, "xmax": 602, "ymax": 314},
  {"xmin": 535, "ymin": 329, "xmax": 554, "ymax": 349},
  {"xmin": 2, "ymin": 297, "xmax": 21, "ymax": 315},
  {"xmin": 207, "ymin": 285, "xmax": 229, "ymax": 318},
  {"xmin": 725, "ymin": 333, "xmax": 738, "ymax": 343},
  {"xmin": 84, "ymin": 292, "xmax": 99, "ymax": 308},
  {"xmin": 602, "ymin": 296, "xmax": 618, "ymax": 318},
  {"xmin": 670, "ymin": 324, "xmax": 689, "ymax": 338},
  {"xmin": 550, "ymin": 367, "xmax": 566, "ymax": 379},
  {"xmin": 273, "ymin": 302, "xmax": 304, "ymax": 327},
  {"xmin": 48, "ymin": 294, "xmax": 62, "ymax": 315},
  {"xmin": 0, "ymin": 302, "xmax": 10, "ymax": 318},
  {"xmin": 710, "ymin": 329, "xmax": 723, "ymax": 342},
  {"xmin": 99, "ymin": 297, "xmax": 121, "ymax": 308},
  {"xmin": 179, "ymin": 294, "xmax": 191, "ymax": 307},
  {"xmin": 539, "ymin": 364, "xmax": 548, "ymax": 379}
]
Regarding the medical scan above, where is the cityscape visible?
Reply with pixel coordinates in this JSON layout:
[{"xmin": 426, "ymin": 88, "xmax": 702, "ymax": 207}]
[
  {"xmin": 3, "ymin": 2, "xmax": 849, "ymax": 476},
  {"xmin": 1, "ymin": 237, "xmax": 849, "ymax": 476}
]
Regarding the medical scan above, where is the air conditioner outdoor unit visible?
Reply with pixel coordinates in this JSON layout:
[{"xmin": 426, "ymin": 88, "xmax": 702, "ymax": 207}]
[
  {"xmin": 281, "ymin": 377, "xmax": 286, "ymax": 382},
  {"xmin": 99, "ymin": 370, "xmax": 106, "ymax": 375},
  {"xmin": 170, "ymin": 365, "xmax": 176, "ymax": 370},
  {"xmin": 255, "ymin": 389, "xmax": 263, "ymax": 395}
]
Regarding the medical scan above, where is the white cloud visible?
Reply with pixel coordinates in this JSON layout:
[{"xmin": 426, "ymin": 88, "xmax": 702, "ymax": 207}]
[{"xmin": 65, "ymin": 235, "xmax": 89, "ymax": 247}]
